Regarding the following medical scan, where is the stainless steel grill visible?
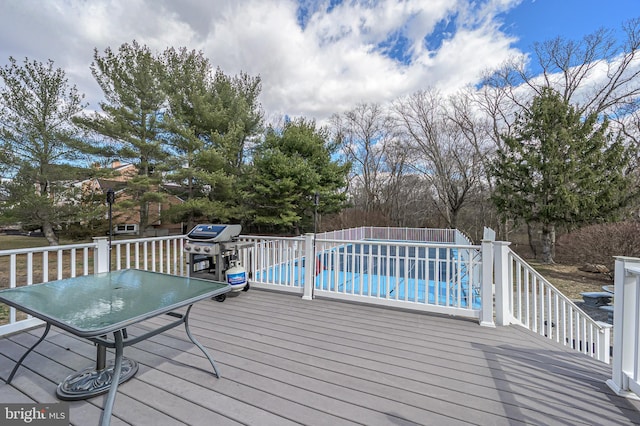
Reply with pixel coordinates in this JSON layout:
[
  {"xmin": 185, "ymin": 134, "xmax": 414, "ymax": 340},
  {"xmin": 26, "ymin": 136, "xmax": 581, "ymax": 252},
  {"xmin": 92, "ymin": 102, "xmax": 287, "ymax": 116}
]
[{"xmin": 184, "ymin": 224, "xmax": 249, "ymax": 301}]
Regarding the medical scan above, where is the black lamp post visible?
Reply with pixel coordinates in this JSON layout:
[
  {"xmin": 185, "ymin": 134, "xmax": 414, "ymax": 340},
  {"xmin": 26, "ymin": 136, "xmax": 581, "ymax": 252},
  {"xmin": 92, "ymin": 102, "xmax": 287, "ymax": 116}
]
[
  {"xmin": 312, "ymin": 192, "xmax": 319, "ymax": 298},
  {"xmin": 106, "ymin": 188, "xmax": 115, "ymax": 272}
]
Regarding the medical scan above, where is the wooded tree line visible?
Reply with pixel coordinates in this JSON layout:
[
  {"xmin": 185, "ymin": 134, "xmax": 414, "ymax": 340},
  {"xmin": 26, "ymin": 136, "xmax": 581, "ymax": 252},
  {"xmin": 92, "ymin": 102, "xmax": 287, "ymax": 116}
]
[
  {"xmin": 331, "ymin": 19, "xmax": 640, "ymax": 262},
  {"xmin": 0, "ymin": 42, "xmax": 349, "ymax": 245},
  {"xmin": 1, "ymin": 18, "xmax": 640, "ymax": 263}
]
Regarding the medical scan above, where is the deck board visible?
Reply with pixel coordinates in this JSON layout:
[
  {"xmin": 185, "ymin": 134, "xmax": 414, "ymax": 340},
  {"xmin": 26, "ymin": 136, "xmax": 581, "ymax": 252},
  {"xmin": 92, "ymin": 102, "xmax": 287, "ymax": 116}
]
[{"xmin": 1, "ymin": 289, "xmax": 640, "ymax": 425}]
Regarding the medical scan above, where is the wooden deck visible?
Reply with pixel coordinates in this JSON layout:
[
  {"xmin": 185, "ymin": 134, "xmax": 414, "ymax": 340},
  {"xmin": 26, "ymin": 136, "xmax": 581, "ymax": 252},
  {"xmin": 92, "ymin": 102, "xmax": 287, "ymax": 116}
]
[{"xmin": 1, "ymin": 289, "xmax": 640, "ymax": 425}]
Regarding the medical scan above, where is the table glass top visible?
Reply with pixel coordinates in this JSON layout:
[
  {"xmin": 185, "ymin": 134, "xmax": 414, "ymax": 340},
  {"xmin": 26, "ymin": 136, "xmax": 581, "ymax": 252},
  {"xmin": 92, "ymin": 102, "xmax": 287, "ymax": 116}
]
[{"xmin": 0, "ymin": 269, "xmax": 229, "ymax": 336}]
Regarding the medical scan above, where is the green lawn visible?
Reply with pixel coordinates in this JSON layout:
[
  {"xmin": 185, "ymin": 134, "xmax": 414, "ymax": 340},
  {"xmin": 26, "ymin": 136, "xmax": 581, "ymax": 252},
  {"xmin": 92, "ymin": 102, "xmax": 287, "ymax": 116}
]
[
  {"xmin": 0, "ymin": 235, "xmax": 49, "ymax": 250},
  {"xmin": 0, "ymin": 235, "xmax": 51, "ymax": 250},
  {"xmin": 0, "ymin": 235, "xmax": 91, "ymax": 250}
]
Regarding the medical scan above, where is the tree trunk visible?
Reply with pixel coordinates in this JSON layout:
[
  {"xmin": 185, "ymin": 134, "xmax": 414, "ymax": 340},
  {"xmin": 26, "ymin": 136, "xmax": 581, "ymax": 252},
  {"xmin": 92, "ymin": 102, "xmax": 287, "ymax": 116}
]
[
  {"xmin": 139, "ymin": 200, "xmax": 149, "ymax": 235},
  {"xmin": 42, "ymin": 220, "xmax": 59, "ymax": 246},
  {"xmin": 526, "ymin": 222, "xmax": 537, "ymax": 259},
  {"xmin": 540, "ymin": 223, "xmax": 555, "ymax": 264},
  {"xmin": 498, "ymin": 218, "xmax": 511, "ymax": 242},
  {"xmin": 449, "ymin": 207, "xmax": 459, "ymax": 230},
  {"xmin": 503, "ymin": 219, "xmax": 511, "ymax": 242},
  {"xmin": 186, "ymin": 212, "xmax": 195, "ymax": 234}
]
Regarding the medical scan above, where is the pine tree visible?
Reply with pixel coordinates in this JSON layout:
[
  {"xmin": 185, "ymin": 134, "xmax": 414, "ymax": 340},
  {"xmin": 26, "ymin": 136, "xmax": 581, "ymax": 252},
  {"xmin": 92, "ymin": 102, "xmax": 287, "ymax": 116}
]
[
  {"xmin": 243, "ymin": 118, "xmax": 349, "ymax": 234},
  {"xmin": 160, "ymin": 47, "xmax": 263, "ymax": 230},
  {"xmin": 0, "ymin": 57, "xmax": 94, "ymax": 245},
  {"xmin": 491, "ymin": 88, "xmax": 635, "ymax": 263},
  {"xmin": 74, "ymin": 41, "xmax": 168, "ymax": 234}
]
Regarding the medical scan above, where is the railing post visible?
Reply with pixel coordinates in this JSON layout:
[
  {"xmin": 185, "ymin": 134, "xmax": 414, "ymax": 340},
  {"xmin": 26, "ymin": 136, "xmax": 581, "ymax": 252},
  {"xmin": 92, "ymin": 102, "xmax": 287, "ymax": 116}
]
[
  {"xmin": 494, "ymin": 241, "xmax": 512, "ymax": 326},
  {"xmin": 302, "ymin": 233, "xmax": 314, "ymax": 300},
  {"xmin": 598, "ymin": 323, "xmax": 612, "ymax": 365},
  {"xmin": 480, "ymin": 239, "xmax": 495, "ymax": 327},
  {"xmin": 93, "ymin": 237, "xmax": 109, "ymax": 274},
  {"xmin": 607, "ymin": 256, "xmax": 640, "ymax": 399}
]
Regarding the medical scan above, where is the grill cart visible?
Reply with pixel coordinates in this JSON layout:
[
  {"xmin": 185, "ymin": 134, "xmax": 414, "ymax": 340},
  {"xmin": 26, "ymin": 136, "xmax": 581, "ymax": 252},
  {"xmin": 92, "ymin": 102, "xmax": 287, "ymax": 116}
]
[{"xmin": 183, "ymin": 224, "xmax": 249, "ymax": 302}]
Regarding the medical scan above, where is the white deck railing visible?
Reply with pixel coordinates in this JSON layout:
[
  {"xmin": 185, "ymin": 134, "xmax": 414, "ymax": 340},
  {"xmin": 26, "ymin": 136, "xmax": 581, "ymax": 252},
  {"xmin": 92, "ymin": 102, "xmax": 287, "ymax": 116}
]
[
  {"xmin": 0, "ymin": 235, "xmax": 187, "ymax": 336},
  {"xmin": 496, "ymin": 245, "xmax": 611, "ymax": 363},
  {"xmin": 607, "ymin": 257, "xmax": 640, "ymax": 400},
  {"xmin": 109, "ymin": 235, "xmax": 186, "ymax": 276},
  {"xmin": 0, "ymin": 241, "xmax": 98, "ymax": 335}
]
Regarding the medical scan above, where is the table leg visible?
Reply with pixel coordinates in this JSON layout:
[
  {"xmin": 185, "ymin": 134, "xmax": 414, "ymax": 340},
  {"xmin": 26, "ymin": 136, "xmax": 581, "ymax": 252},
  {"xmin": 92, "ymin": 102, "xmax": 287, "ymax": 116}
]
[
  {"xmin": 99, "ymin": 330, "xmax": 124, "ymax": 426},
  {"xmin": 6, "ymin": 322, "xmax": 51, "ymax": 384},
  {"xmin": 184, "ymin": 305, "xmax": 221, "ymax": 378}
]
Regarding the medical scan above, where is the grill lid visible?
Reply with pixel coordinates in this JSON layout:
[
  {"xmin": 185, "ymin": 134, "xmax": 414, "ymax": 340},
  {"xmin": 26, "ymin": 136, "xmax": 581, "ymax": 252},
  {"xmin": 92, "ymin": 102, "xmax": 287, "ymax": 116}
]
[{"xmin": 186, "ymin": 224, "xmax": 241, "ymax": 242}]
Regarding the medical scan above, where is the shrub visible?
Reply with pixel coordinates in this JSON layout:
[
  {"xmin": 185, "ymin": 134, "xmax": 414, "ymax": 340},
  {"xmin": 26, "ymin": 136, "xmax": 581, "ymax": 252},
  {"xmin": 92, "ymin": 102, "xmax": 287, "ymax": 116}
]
[
  {"xmin": 555, "ymin": 221, "xmax": 640, "ymax": 269},
  {"xmin": 60, "ymin": 220, "xmax": 109, "ymax": 241}
]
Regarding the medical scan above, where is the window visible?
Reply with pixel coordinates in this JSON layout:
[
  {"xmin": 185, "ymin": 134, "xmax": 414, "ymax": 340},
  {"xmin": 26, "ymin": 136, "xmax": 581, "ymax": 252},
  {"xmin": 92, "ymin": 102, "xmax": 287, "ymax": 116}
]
[{"xmin": 114, "ymin": 224, "xmax": 138, "ymax": 234}]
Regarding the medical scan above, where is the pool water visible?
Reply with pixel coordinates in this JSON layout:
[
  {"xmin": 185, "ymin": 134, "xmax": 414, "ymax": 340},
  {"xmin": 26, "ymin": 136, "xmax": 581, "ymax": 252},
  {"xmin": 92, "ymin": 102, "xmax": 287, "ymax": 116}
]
[{"xmin": 255, "ymin": 243, "xmax": 481, "ymax": 309}]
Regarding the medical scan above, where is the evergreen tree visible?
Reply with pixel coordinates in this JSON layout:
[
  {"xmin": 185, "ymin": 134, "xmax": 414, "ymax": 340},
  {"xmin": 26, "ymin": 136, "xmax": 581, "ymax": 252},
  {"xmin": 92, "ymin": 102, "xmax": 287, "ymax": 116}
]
[
  {"xmin": 0, "ymin": 57, "xmax": 95, "ymax": 245},
  {"xmin": 243, "ymin": 118, "xmax": 350, "ymax": 234},
  {"xmin": 74, "ymin": 41, "xmax": 168, "ymax": 233},
  {"xmin": 209, "ymin": 68, "xmax": 263, "ymax": 169},
  {"xmin": 491, "ymin": 88, "xmax": 635, "ymax": 263},
  {"xmin": 160, "ymin": 47, "xmax": 263, "ymax": 230}
]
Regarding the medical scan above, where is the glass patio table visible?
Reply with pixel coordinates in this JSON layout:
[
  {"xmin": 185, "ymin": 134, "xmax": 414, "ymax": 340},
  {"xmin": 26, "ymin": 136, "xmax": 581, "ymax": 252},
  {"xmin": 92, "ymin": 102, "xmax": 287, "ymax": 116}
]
[{"xmin": 0, "ymin": 269, "xmax": 230, "ymax": 426}]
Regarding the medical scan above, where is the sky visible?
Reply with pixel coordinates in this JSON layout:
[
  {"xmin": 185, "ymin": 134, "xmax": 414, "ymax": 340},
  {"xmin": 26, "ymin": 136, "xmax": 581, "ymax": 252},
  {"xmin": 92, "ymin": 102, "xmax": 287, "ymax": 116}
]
[{"xmin": 0, "ymin": 0, "xmax": 638, "ymax": 125}]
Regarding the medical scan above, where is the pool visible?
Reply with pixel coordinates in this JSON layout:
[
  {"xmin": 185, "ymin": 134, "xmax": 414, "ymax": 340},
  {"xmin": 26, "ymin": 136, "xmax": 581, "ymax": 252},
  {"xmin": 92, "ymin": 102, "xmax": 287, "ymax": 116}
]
[{"xmin": 255, "ymin": 243, "xmax": 481, "ymax": 309}]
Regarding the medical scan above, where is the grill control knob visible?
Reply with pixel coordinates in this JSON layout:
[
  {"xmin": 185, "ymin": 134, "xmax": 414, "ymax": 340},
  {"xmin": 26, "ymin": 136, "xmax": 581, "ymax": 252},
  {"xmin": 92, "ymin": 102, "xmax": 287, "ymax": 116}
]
[{"xmin": 204, "ymin": 246, "xmax": 211, "ymax": 253}]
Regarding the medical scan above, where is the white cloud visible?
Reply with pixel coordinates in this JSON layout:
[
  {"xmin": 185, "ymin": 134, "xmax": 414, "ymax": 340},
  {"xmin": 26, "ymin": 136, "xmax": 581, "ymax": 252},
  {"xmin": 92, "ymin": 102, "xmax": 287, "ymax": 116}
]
[{"xmin": 0, "ymin": 0, "xmax": 525, "ymax": 123}]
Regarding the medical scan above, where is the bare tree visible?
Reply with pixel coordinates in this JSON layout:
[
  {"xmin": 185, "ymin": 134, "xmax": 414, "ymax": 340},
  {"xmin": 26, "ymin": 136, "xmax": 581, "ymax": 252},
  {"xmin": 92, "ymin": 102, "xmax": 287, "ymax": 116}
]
[
  {"xmin": 331, "ymin": 103, "xmax": 398, "ymax": 221},
  {"xmin": 394, "ymin": 89, "xmax": 484, "ymax": 230},
  {"xmin": 481, "ymin": 18, "xmax": 640, "ymax": 118},
  {"xmin": 447, "ymin": 89, "xmax": 502, "ymax": 236},
  {"xmin": 475, "ymin": 18, "xmax": 640, "ymax": 243},
  {"xmin": 378, "ymin": 140, "xmax": 423, "ymax": 226}
]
